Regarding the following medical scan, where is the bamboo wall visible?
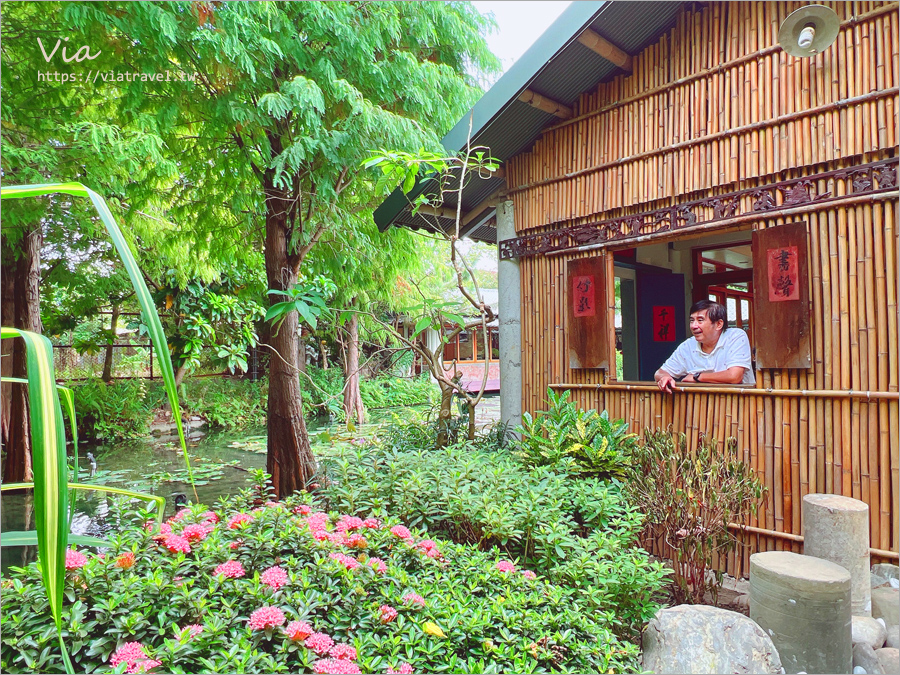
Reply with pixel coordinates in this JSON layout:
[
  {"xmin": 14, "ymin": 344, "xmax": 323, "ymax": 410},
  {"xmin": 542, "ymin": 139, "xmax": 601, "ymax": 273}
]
[{"xmin": 509, "ymin": 1, "xmax": 899, "ymax": 569}]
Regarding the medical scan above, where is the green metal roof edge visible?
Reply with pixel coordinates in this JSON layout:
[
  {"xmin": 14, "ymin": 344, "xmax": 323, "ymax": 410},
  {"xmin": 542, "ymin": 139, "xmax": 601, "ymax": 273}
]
[{"xmin": 374, "ymin": 0, "xmax": 608, "ymax": 231}]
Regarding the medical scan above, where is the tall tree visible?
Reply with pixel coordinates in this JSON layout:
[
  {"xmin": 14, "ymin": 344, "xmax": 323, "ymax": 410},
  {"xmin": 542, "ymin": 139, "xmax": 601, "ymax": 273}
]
[{"xmin": 59, "ymin": 1, "xmax": 496, "ymax": 496}]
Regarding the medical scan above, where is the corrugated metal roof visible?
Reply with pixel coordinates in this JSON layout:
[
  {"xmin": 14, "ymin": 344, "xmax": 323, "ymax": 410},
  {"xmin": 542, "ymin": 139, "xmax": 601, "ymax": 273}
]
[{"xmin": 374, "ymin": 0, "xmax": 684, "ymax": 244}]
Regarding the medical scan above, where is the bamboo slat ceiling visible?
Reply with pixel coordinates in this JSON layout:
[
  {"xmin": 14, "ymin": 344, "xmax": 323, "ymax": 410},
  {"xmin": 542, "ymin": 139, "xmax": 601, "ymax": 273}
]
[{"xmin": 374, "ymin": 0, "xmax": 684, "ymax": 243}]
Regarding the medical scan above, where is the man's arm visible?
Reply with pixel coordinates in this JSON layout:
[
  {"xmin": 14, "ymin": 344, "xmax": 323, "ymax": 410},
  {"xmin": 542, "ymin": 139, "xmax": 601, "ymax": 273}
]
[
  {"xmin": 682, "ymin": 366, "xmax": 746, "ymax": 384},
  {"xmin": 655, "ymin": 368, "xmax": 678, "ymax": 392}
]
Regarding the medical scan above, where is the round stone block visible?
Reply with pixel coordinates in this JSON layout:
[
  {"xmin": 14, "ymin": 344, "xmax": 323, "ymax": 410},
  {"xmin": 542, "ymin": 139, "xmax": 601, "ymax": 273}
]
[
  {"xmin": 750, "ymin": 551, "xmax": 852, "ymax": 675},
  {"xmin": 803, "ymin": 493, "xmax": 871, "ymax": 616}
]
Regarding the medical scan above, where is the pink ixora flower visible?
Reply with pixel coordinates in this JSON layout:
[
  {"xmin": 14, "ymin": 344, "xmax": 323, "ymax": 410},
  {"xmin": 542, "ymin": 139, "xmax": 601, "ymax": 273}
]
[
  {"xmin": 247, "ymin": 606, "xmax": 286, "ymax": 630},
  {"xmin": 329, "ymin": 643, "xmax": 357, "ymax": 661},
  {"xmin": 228, "ymin": 540, "xmax": 243, "ymax": 550},
  {"xmin": 402, "ymin": 593, "xmax": 425, "ymax": 608},
  {"xmin": 65, "ymin": 548, "xmax": 87, "ymax": 570},
  {"xmin": 305, "ymin": 632, "xmax": 335, "ymax": 655},
  {"xmin": 521, "ymin": 569, "xmax": 537, "ymax": 580},
  {"xmin": 284, "ymin": 620, "xmax": 313, "ymax": 641},
  {"xmin": 163, "ymin": 535, "xmax": 191, "ymax": 554},
  {"xmin": 379, "ymin": 605, "xmax": 398, "ymax": 623},
  {"xmin": 389, "ymin": 525, "xmax": 412, "ymax": 540},
  {"xmin": 177, "ymin": 624, "xmax": 204, "ymax": 639},
  {"xmin": 362, "ymin": 517, "xmax": 381, "ymax": 529},
  {"xmin": 202, "ymin": 511, "xmax": 219, "ymax": 524},
  {"xmin": 181, "ymin": 523, "xmax": 211, "ymax": 542},
  {"xmin": 260, "ymin": 565, "xmax": 289, "ymax": 590},
  {"xmin": 387, "ymin": 663, "xmax": 414, "ymax": 674},
  {"xmin": 109, "ymin": 642, "xmax": 162, "ymax": 674},
  {"xmin": 115, "ymin": 552, "xmax": 136, "ymax": 570},
  {"xmin": 150, "ymin": 522, "xmax": 173, "ymax": 541},
  {"xmin": 228, "ymin": 512, "xmax": 254, "ymax": 529},
  {"xmin": 313, "ymin": 658, "xmax": 362, "ymax": 674},
  {"xmin": 328, "ymin": 552, "xmax": 359, "ymax": 570},
  {"xmin": 168, "ymin": 509, "xmax": 190, "ymax": 523},
  {"xmin": 336, "ymin": 515, "xmax": 364, "ymax": 532},
  {"xmin": 214, "ymin": 560, "xmax": 245, "ymax": 578},
  {"xmin": 346, "ymin": 533, "xmax": 368, "ymax": 549},
  {"xmin": 293, "ymin": 504, "xmax": 312, "ymax": 515},
  {"xmin": 368, "ymin": 557, "xmax": 387, "ymax": 574},
  {"xmin": 495, "ymin": 560, "xmax": 516, "ymax": 573}
]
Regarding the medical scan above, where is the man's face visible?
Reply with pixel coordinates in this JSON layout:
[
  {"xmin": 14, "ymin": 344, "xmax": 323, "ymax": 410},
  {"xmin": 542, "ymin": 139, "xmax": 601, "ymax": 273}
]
[{"xmin": 690, "ymin": 309, "xmax": 723, "ymax": 344}]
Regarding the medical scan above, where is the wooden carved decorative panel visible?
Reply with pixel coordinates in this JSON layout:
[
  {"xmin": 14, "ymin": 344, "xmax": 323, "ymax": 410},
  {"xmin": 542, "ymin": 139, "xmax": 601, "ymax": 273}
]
[
  {"xmin": 751, "ymin": 221, "xmax": 812, "ymax": 368},
  {"xmin": 567, "ymin": 254, "xmax": 609, "ymax": 369}
]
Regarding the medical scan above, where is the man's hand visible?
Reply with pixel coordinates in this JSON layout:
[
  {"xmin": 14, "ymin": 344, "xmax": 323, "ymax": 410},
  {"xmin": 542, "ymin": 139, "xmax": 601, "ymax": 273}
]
[
  {"xmin": 655, "ymin": 371, "xmax": 677, "ymax": 393},
  {"xmin": 681, "ymin": 373, "xmax": 697, "ymax": 383}
]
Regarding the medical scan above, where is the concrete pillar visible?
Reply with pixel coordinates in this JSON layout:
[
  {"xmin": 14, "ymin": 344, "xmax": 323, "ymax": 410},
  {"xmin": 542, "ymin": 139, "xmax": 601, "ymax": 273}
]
[
  {"xmin": 803, "ymin": 493, "xmax": 871, "ymax": 616},
  {"xmin": 496, "ymin": 200, "xmax": 522, "ymax": 431},
  {"xmin": 750, "ymin": 551, "xmax": 852, "ymax": 674}
]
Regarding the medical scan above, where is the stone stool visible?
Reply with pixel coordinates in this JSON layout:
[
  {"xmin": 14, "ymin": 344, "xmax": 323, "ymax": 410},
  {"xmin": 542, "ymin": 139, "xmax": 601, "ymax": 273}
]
[
  {"xmin": 750, "ymin": 551, "xmax": 851, "ymax": 674},
  {"xmin": 803, "ymin": 493, "xmax": 871, "ymax": 616}
]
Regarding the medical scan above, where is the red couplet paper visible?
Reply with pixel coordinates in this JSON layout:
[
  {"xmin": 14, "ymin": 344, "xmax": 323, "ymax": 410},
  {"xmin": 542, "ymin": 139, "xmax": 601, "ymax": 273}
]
[
  {"xmin": 572, "ymin": 275, "xmax": 596, "ymax": 317},
  {"xmin": 767, "ymin": 245, "xmax": 799, "ymax": 302},
  {"xmin": 652, "ymin": 305, "xmax": 676, "ymax": 342}
]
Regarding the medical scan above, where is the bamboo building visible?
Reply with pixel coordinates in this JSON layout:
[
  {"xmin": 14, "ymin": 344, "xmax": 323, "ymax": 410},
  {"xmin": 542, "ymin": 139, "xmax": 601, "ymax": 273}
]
[{"xmin": 375, "ymin": 1, "xmax": 899, "ymax": 574}]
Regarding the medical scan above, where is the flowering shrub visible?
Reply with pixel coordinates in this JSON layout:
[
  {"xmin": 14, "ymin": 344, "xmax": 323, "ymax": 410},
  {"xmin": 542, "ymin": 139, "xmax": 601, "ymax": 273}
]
[
  {"xmin": 1, "ymin": 491, "xmax": 641, "ymax": 673},
  {"xmin": 318, "ymin": 421, "xmax": 669, "ymax": 637}
]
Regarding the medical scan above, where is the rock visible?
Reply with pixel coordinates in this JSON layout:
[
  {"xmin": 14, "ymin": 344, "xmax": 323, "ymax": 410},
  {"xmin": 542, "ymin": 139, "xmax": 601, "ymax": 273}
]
[
  {"xmin": 853, "ymin": 667, "xmax": 867, "ymax": 674},
  {"xmin": 886, "ymin": 625, "xmax": 899, "ymax": 649},
  {"xmin": 642, "ymin": 605, "xmax": 782, "ymax": 674},
  {"xmin": 853, "ymin": 616, "xmax": 888, "ymax": 649},
  {"xmin": 853, "ymin": 643, "xmax": 885, "ymax": 674},
  {"xmin": 872, "ymin": 564, "xmax": 899, "ymax": 582},
  {"xmin": 871, "ymin": 564, "xmax": 900, "ymax": 589},
  {"xmin": 875, "ymin": 648, "xmax": 898, "ymax": 674},
  {"xmin": 871, "ymin": 587, "xmax": 900, "ymax": 626}
]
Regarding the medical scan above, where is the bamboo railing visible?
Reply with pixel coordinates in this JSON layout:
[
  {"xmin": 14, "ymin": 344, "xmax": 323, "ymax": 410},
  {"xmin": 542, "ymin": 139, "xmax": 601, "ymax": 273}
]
[{"xmin": 512, "ymin": 1, "xmax": 899, "ymax": 572}]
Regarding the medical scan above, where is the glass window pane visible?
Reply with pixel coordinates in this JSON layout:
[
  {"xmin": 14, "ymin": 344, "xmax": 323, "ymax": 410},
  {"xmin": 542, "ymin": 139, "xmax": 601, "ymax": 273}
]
[
  {"xmin": 476, "ymin": 329, "xmax": 486, "ymax": 361},
  {"xmin": 458, "ymin": 330, "xmax": 474, "ymax": 361},
  {"xmin": 491, "ymin": 329, "xmax": 500, "ymax": 360}
]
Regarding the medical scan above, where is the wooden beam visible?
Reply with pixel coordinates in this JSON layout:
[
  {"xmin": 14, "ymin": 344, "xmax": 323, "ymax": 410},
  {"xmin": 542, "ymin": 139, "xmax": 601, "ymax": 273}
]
[
  {"xmin": 413, "ymin": 205, "xmax": 457, "ymax": 219},
  {"xmin": 518, "ymin": 89, "xmax": 573, "ymax": 119},
  {"xmin": 577, "ymin": 28, "xmax": 633, "ymax": 72}
]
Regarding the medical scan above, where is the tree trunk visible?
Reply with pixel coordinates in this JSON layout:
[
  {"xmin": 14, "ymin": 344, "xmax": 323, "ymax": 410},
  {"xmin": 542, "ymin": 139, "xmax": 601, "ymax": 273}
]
[
  {"xmin": 264, "ymin": 186, "xmax": 315, "ymax": 498},
  {"xmin": 467, "ymin": 401, "xmax": 476, "ymax": 441},
  {"xmin": 101, "ymin": 303, "xmax": 119, "ymax": 382},
  {"xmin": 173, "ymin": 361, "xmax": 190, "ymax": 387},
  {"xmin": 1, "ymin": 226, "xmax": 41, "ymax": 483},
  {"xmin": 342, "ymin": 309, "xmax": 366, "ymax": 425},
  {"xmin": 436, "ymin": 381, "xmax": 454, "ymax": 449},
  {"xmin": 319, "ymin": 339, "xmax": 329, "ymax": 369}
]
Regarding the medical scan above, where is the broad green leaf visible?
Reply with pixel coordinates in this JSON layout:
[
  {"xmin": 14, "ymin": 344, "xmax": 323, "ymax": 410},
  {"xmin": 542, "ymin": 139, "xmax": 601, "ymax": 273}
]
[
  {"xmin": 1, "ymin": 183, "xmax": 195, "ymax": 501},
  {"xmin": 0, "ymin": 531, "xmax": 110, "ymax": 548},
  {"xmin": 413, "ymin": 316, "xmax": 431, "ymax": 337},
  {"xmin": 0, "ymin": 327, "xmax": 69, "ymax": 670}
]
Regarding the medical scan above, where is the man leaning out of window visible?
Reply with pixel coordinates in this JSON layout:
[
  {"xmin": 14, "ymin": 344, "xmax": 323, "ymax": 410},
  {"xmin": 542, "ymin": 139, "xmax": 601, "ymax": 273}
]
[{"xmin": 655, "ymin": 299, "xmax": 755, "ymax": 393}]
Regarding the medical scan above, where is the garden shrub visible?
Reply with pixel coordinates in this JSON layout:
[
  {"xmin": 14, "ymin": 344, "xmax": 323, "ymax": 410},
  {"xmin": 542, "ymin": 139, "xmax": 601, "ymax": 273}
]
[
  {"xmin": 317, "ymin": 423, "xmax": 667, "ymax": 637},
  {"xmin": 0, "ymin": 485, "xmax": 640, "ymax": 674},
  {"xmin": 68, "ymin": 379, "xmax": 162, "ymax": 441},
  {"xmin": 178, "ymin": 378, "xmax": 268, "ymax": 428},
  {"xmin": 301, "ymin": 368, "xmax": 438, "ymax": 419},
  {"xmin": 625, "ymin": 430, "xmax": 766, "ymax": 604},
  {"xmin": 513, "ymin": 389, "xmax": 636, "ymax": 479}
]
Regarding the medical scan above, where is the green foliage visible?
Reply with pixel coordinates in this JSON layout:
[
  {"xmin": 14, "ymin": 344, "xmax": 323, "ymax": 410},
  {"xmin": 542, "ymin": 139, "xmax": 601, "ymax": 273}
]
[
  {"xmin": 157, "ymin": 272, "xmax": 265, "ymax": 378},
  {"xmin": 68, "ymin": 379, "xmax": 160, "ymax": 442},
  {"xmin": 317, "ymin": 421, "xmax": 668, "ymax": 637},
  {"xmin": 1, "ymin": 495, "xmax": 640, "ymax": 674},
  {"xmin": 300, "ymin": 369, "xmax": 437, "ymax": 419},
  {"xmin": 625, "ymin": 430, "xmax": 766, "ymax": 604},
  {"xmin": 265, "ymin": 276, "xmax": 335, "ymax": 334},
  {"xmin": 178, "ymin": 379, "xmax": 268, "ymax": 430},
  {"xmin": 514, "ymin": 389, "xmax": 636, "ymax": 479}
]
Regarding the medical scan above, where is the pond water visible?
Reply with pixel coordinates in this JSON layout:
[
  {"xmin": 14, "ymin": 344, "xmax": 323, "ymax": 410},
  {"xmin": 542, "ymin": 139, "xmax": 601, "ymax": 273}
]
[{"xmin": 1, "ymin": 395, "xmax": 501, "ymax": 572}]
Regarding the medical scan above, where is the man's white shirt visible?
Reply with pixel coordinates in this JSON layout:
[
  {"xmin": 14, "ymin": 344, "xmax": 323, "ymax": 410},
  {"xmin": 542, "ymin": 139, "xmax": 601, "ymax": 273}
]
[{"xmin": 660, "ymin": 328, "xmax": 756, "ymax": 385}]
